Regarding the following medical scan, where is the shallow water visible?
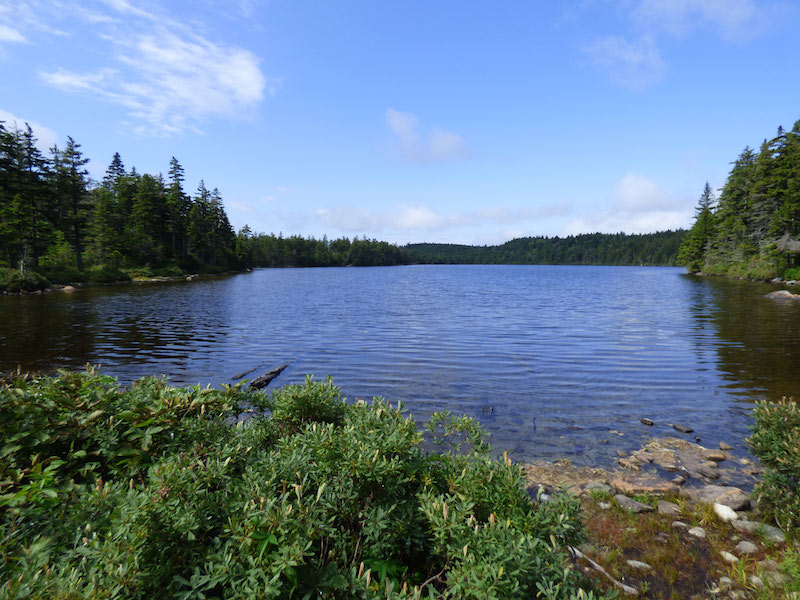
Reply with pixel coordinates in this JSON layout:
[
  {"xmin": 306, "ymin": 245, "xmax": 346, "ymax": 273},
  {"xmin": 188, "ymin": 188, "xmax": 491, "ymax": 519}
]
[{"xmin": 2, "ymin": 265, "xmax": 798, "ymax": 466}]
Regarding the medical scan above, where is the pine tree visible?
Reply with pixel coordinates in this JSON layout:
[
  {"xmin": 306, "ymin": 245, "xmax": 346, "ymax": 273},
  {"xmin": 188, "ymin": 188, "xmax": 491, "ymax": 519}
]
[{"xmin": 677, "ymin": 183, "xmax": 716, "ymax": 273}]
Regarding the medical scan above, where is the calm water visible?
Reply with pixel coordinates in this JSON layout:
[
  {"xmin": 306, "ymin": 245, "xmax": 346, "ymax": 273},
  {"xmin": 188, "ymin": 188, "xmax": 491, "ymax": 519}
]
[{"xmin": 2, "ymin": 265, "xmax": 799, "ymax": 466}]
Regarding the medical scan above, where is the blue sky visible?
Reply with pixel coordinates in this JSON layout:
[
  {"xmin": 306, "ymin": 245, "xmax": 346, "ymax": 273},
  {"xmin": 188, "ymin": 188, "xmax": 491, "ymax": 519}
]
[{"xmin": 1, "ymin": 0, "xmax": 798, "ymax": 245}]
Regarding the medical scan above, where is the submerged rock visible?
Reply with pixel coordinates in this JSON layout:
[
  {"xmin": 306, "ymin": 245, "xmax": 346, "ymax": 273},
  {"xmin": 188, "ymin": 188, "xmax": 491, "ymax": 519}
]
[{"xmin": 672, "ymin": 423, "xmax": 694, "ymax": 434}]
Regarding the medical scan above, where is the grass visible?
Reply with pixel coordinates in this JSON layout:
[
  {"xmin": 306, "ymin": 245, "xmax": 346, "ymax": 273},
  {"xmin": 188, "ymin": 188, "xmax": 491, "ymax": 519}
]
[{"xmin": 577, "ymin": 492, "xmax": 797, "ymax": 599}]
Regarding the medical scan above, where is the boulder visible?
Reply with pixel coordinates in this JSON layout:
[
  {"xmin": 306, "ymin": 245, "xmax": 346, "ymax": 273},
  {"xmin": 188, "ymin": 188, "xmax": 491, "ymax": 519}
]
[
  {"xmin": 702, "ymin": 450, "xmax": 727, "ymax": 462},
  {"xmin": 640, "ymin": 417, "xmax": 654, "ymax": 426},
  {"xmin": 614, "ymin": 494, "xmax": 654, "ymax": 513},
  {"xmin": 672, "ymin": 423, "xmax": 694, "ymax": 434},
  {"xmin": 735, "ymin": 540, "xmax": 758, "ymax": 555},
  {"xmin": 657, "ymin": 500, "xmax": 681, "ymax": 516},
  {"xmin": 731, "ymin": 520, "xmax": 785, "ymax": 544},
  {"xmin": 765, "ymin": 290, "xmax": 800, "ymax": 300},
  {"xmin": 688, "ymin": 526, "xmax": 706, "ymax": 538},
  {"xmin": 62, "ymin": 285, "xmax": 76, "ymax": 292},
  {"xmin": 612, "ymin": 476, "xmax": 680, "ymax": 496}
]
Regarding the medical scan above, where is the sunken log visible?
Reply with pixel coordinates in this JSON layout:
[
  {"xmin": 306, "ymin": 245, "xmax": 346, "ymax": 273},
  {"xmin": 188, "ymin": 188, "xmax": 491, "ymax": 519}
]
[{"xmin": 250, "ymin": 363, "xmax": 289, "ymax": 390}]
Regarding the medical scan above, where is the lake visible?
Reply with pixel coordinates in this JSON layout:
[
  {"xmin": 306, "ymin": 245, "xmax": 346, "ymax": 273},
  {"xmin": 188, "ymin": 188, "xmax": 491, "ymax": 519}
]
[{"xmin": 2, "ymin": 265, "xmax": 798, "ymax": 466}]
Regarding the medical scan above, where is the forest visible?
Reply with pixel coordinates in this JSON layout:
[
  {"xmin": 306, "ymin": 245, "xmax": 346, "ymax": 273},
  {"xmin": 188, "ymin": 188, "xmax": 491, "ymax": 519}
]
[
  {"xmin": 0, "ymin": 123, "xmax": 405, "ymax": 291},
  {"xmin": 679, "ymin": 119, "xmax": 800, "ymax": 280},
  {"xmin": 1, "ymin": 120, "xmax": 693, "ymax": 294},
  {"xmin": 407, "ymin": 230, "xmax": 686, "ymax": 266}
]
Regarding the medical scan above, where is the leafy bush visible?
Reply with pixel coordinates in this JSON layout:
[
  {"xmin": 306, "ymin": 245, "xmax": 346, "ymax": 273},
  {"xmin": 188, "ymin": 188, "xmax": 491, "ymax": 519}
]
[
  {"xmin": 784, "ymin": 267, "xmax": 800, "ymax": 280},
  {"xmin": 0, "ymin": 267, "xmax": 50, "ymax": 292},
  {"xmin": 86, "ymin": 264, "xmax": 132, "ymax": 283},
  {"xmin": 152, "ymin": 265, "xmax": 184, "ymax": 277},
  {"xmin": 0, "ymin": 369, "xmax": 610, "ymax": 599},
  {"xmin": 36, "ymin": 264, "xmax": 86, "ymax": 285},
  {"xmin": 748, "ymin": 397, "xmax": 800, "ymax": 530}
]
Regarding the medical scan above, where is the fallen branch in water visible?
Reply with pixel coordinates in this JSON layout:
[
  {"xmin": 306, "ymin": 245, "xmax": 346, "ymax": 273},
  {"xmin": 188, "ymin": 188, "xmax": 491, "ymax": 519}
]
[{"xmin": 250, "ymin": 363, "xmax": 289, "ymax": 390}]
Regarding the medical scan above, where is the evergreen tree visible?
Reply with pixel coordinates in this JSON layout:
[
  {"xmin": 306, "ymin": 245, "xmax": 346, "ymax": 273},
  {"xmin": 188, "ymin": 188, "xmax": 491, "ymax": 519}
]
[{"xmin": 677, "ymin": 183, "xmax": 716, "ymax": 273}]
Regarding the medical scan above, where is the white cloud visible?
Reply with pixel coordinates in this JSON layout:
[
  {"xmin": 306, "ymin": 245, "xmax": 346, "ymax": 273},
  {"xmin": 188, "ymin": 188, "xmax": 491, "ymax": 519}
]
[
  {"xmin": 316, "ymin": 202, "xmax": 570, "ymax": 234},
  {"xmin": 562, "ymin": 173, "xmax": 692, "ymax": 234},
  {"xmin": 584, "ymin": 0, "xmax": 779, "ymax": 89},
  {"xmin": 33, "ymin": 1, "xmax": 273, "ymax": 135},
  {"xmin": 0, "ymin": 23, "xmax": 26, "ymax": 43},
  {"xmin": 386, "ymin": 109, "xmax": 469, "ymax": 163},
  {"xmin": 631, "ymin": 0, "xmax": 768, "ymax": 41},
  {"xmin": 584, "ymin": 35, "xmax": 666, "ymax": 90},
  {"xmin": 0, "ymin": 109, "xmax": 59, "ymax": 151}
]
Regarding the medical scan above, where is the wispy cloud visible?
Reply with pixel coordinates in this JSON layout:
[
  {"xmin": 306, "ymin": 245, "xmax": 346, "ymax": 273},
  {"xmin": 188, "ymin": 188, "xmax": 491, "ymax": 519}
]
[
  {"xmin": 0, "ymin": 23, "xmax": 26, "ymax": 43},
  {"xmin": 582, "ymin": 0, "xmax": 781, "ymax": 90},
  {"xmin": 386, "ymin": 109, "xmax": 470, "ymax": 163},
  {"xmin": 316, "ymin": 202, "xmax": 569, "ymax": 234},
  {"xmin": 24, "ymin": 1, "xmax": 274, "ymax": 135},
  {"xmin": 584, "ymin": 35, "xmax": 666, "ymax": 90},
  {"xmin": 563, "ymin": 173, "xmax": 692, "ymax": 234}
]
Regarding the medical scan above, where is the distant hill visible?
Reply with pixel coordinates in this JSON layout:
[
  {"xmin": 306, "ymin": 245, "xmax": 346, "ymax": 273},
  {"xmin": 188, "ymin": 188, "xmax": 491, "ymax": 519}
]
[{"xmin": 405, "ymin": 230, "xmax": 687, "ymax": 266}]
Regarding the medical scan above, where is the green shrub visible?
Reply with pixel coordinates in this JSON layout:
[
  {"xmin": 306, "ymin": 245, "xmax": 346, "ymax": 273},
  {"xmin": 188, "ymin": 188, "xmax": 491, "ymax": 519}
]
[
  {"xmin": 0, "ymin": 369, "xmax": 611, "ymax": 599},
  {"xmin": 0, "ymin": 267, "xmax": 50, "ymax": 292},
  {"xmin": 36, "ymin": 264, "xmax": 86, "ymax": 285},
  {"xmin": 86, "ymin": 264, "xmax": 132, "ymax": 283},
  {"xmin": 784, "ymin": 267, "xmax": 800, "ymax": 280},
  {"xmin": 748, "ymin": 397, "xmax": 800, "ymax": 530},
  {"xmin": 151, "ymin": 265, "xmax": 184, "ymax": 277}
]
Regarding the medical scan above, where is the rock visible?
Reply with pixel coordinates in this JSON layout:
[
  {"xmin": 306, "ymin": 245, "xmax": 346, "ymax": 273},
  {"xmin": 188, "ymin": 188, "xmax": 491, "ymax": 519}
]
[
  {"xmin": 598, "ymin": 502, "xmax": 611, "ymax": 509},
  {"xmin": 765, "ymin": 289, "xmax": 800, "ymax": 300},
  {"xmin": 730, "ymin": 520, "xmax": 785, "ymax": 543},
  {"xmin": 719, "ymin": 441, "xmax": 733, "ymax": 451},
  {"xmin": 617, "ymin": 457, "xmax": 640, "ymax": 471},
  {"xmin": 616, "ymin": 450, "xmax": 628, "ymax": 458},
  {"xmin": 626, "ymin": 560, "xmax": 652, "ymax": 570},
  {"xmin": 584, "ymin": 482, "xmax": 613, "ymax": 495},
  {"xmin": 748, "ymin": 575, "xmax": 764, "ymax": 589},
  {"xmin": 631, "ymin": 450, "xmax": 654, "ymax": 463},
  {"xmin": 672, "ymin": 520, "xmax": 688, "ymax": 529},
  {"xmin": 762, "ymin": 570, "xmax": 791, "ymax": 587},
  {"xmin": 657, "ymin": 500, "xmax": 681, "ymax": 516},
  {"xmin": 649, "ymin": 448, "xmax": 679, "ymax": 471},
  {"xmin": 713, "ymin": 503, "xmax": 738, "ymax": 522},
  {"xmin": 614, "ymin": 494, "xmax": 654, "ymax": 513},
  {"xmin": 672, "ymin": 475, "xmax": 686, "ymax": 485},
  {"xmin": 720, "ymin": 550, "xmax": 738, "ymax": 564},
  {"xmin": 687, "ymin": 485, "xmax": 748, "ymax": 508},
  {"xmin": 62, "ymin": 285, "xmax": 76, "ymax": 292},
  {"xmin": 757, "ymin": 559, "xmax": 779, "ymax": 571},
  {"xmin": 735, "ymin": 540, "xmax": 758, "ymax": 555},
  {"xmin": 612, "ymin": 476, "xmax": 680, "ymax": 496},
  {"xmin": 640, "ymin": 417, "xmax": 654, "ymax": 426},
  {"xmin": 718, "ymin": 577, "xmax": 733, "ymax": 591},
  {"xmin": 703, "ymin": 450, "xmax": 727, "ymax": 462},
  {"xmin": 729, "ymin": 591, "xmax": 748, "ymax": 600},
  {"xmin": 672, "ymin": 423, "xmax": 694, "ymax": 433},
  {"xmin": 716, "ymin": 489, "xmax": 750, "ymax": 511},
  {"xmin": 688, "ymin": 526, "xmax": 706, "ymax": 538}
]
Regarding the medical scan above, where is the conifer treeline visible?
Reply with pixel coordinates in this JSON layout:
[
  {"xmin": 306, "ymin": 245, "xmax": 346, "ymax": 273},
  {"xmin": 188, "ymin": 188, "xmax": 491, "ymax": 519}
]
[
  {"xmin": 679, "ymin": 119, "xmax": 800, "ymax": 279},
  {"xmin": 0, "ymin": 124, "xmax": 407, "ymax": 283},
  {"xmin": 406, "ymin": 230, "xmax": 686, "ymax": 266},
  {"xmin": 0, "ymin": 123, "xmax": 237, "ymax": 276}
]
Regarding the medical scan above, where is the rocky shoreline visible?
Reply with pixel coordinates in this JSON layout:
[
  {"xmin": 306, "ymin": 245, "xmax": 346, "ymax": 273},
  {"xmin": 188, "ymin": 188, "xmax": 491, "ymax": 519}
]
[{"xmin": 523, "ymin": 436, "xmax": 795, "ymax": 598}]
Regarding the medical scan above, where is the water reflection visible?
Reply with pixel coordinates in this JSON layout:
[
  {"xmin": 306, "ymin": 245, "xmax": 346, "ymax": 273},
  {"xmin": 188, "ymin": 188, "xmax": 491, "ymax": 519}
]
[{"xmin": 1, "ymin": 266, "xmax": 798, "ymax": 467}]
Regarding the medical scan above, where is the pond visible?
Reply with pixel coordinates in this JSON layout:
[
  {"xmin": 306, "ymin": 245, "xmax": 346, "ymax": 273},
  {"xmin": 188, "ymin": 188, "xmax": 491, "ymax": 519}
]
[{"xmin": 2, "ymin": 265, "xmax": 798, "ymax": 466}]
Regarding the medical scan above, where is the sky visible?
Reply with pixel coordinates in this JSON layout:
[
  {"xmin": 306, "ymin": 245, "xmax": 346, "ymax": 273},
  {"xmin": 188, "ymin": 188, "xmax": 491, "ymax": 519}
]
[{"xmin": 1, "ymin": 0, "xmax": 799, "ymax": 245}]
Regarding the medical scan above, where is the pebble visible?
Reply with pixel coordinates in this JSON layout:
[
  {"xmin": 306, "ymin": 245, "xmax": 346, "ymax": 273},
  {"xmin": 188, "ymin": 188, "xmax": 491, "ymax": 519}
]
[
  {"xmin": 672, "ymin": 520, "xmax": 688, "ymax": 529},
  {"xmin": 757, "ymin": 559, "xmax": 779, "ymax": 571},
  {"xmin": 748, "ymin": 575, "xmax": 764, "ymax": 589},
  {"xmin": 735, "ymin": 540, "xmax": 758, "ymax": 555},
  {"xmin": 719, "ymin": 441, "xmax": 733, "ymax": 451},
  {"xmin": 616, "ymin": 450, "xmax": 628, "ymax": 458},
  {"xmin": 672, "ymin": 475, "xmax": 686, "ymax": 485},
  {"xmin": 763, "ymin": 570, "xmax": 791, "ymax": 587},
  {"xmin": 713, "ymin": 503, "xmax": 738, "ymax": 522},
  {"xmin": 598, "ymin": 502, "xmax": 611, "ymax": 510},
  {"xmin": 640, "ymin": 417, "xmax": 654, "ymax": 426},
  {"xmin": 614, "ymin": 494, "xmax": 654, "ymax": 513},
  {"xmin": 718, "ymin": 576, "xmax": 733, "ymax": 591},
  {"xmin": 626, "ymin": 560, "xmax": 652, "ymax": 570},
  {"xmin": 657, "ymin": 500, "xmax": 681, "ymax": 516},
  {"xmin": 688, "ymin": 526, "xmax": 706, "ymax": 538},
  {"xmin": 672, "ymin": 423, "xmax": 694, "ymax": 434},
  {"xmin": 584, "ymin": 482, "xmax": 613, "ymax": 495},
  {"xmin": 720, "ymin": 550, "xmax": 738, "ymax": 564}
]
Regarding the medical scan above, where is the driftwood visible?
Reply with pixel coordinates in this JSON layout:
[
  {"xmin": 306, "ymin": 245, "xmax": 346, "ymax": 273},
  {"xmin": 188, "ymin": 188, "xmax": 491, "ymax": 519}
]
[
  {"xmin": 232, "ymin": 366, "xmax": 259, "ymax": 381},
  {"xmin": 250, "ymin": 363, "xmax": 289, "ymax": 390}
]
